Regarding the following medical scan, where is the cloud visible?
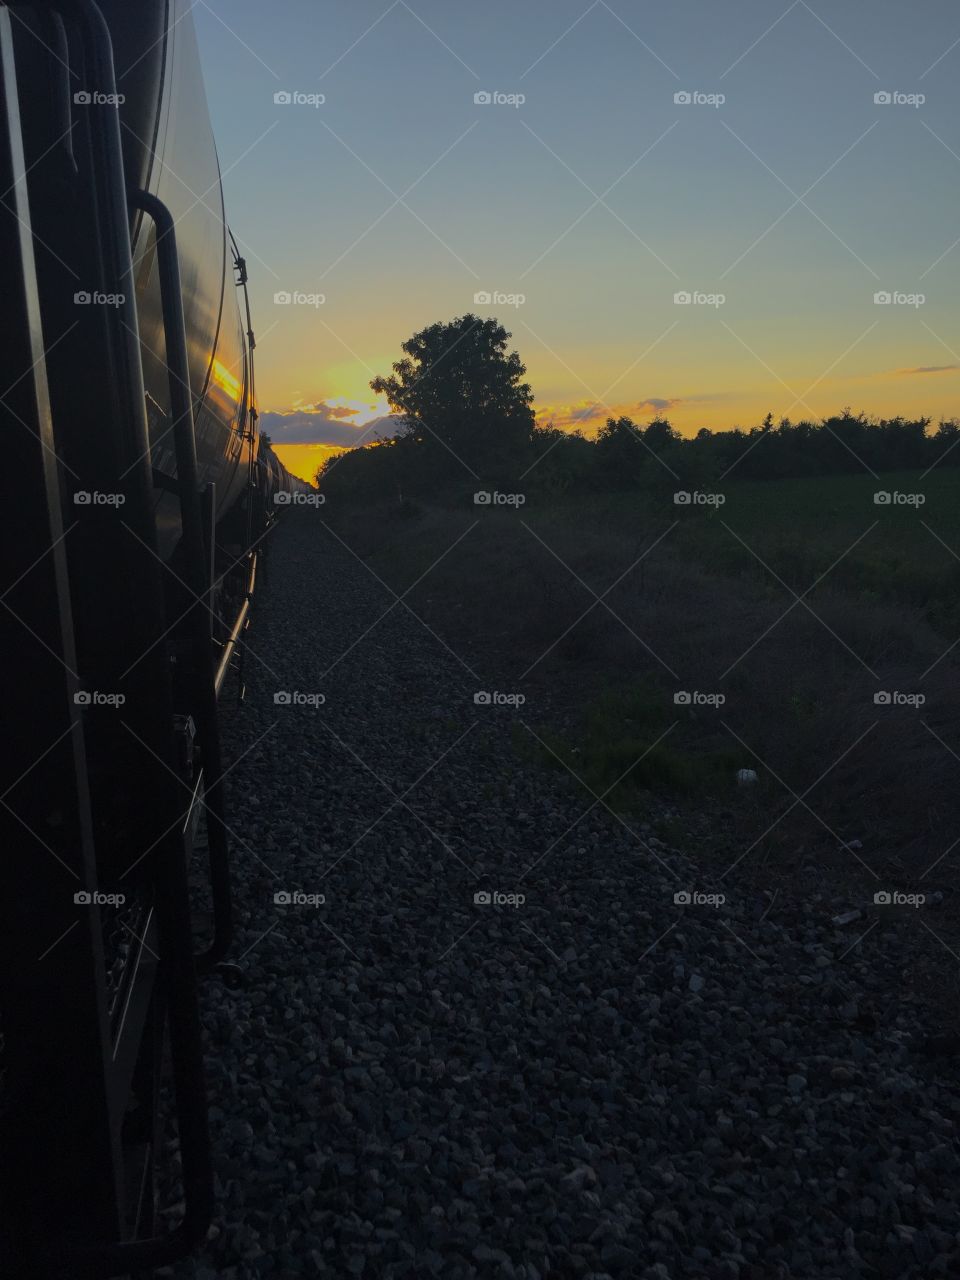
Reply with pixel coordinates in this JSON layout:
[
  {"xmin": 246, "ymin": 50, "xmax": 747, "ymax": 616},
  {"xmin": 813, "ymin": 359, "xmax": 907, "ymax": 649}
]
[
  {"xmin": 267, "ymin": 391, "xmax": 740, "ymax": 445},
  {"xmin": 535, "ymin": 396, "xmax": 688, "ymax": 431},
  {"xmin": 894, "ymin": 364, "xmax": 960, "ymax": 376},
  {"xmin": 260, "ymin": 402, "xmax": 403, "ymax": 446}
]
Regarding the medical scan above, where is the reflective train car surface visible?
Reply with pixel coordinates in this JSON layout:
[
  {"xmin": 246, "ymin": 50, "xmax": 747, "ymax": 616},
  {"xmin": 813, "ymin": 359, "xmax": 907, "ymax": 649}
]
[
  {"xmin": 0, "ymin": 1, "xmax": 311, "ymax": 1276},
  {"xmin": 9, "ymin": 0, "xmax": 306, "ymax": 560}
]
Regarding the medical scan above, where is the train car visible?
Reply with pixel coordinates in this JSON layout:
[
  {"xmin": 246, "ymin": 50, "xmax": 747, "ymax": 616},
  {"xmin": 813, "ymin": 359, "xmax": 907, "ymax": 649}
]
[{"xmin": 0, "ymin": 2, "xmax": 305, "ymax": 1275}]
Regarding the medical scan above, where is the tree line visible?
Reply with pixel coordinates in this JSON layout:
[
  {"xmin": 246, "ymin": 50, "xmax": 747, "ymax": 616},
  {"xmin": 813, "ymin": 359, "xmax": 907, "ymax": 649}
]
[{"xmin": 318, "ymin": 315, "xmax": 960, "ymax": 503}]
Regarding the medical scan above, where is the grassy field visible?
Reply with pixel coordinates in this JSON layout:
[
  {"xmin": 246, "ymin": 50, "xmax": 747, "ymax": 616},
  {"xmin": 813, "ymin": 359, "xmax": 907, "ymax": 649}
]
[
  {"xmin": 326, "ymin": 466, "xmax": 960, "ymax": 885},
  {"xmin": 674, "ymin": 468, "xmax": 960, "ymax": 639}
]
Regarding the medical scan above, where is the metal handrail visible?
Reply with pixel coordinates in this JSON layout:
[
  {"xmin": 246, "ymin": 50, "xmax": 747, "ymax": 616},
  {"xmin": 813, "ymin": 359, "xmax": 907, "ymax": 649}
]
[{"xmin": 129, "ymin": 188, "xmax": 234, "ymax": 975}]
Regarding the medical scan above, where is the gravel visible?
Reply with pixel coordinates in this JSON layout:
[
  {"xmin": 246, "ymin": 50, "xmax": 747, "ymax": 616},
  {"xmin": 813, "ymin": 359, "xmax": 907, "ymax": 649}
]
[{"xmin": 159, "ymin": 510, "xmax": 960, "ymax": 1279}]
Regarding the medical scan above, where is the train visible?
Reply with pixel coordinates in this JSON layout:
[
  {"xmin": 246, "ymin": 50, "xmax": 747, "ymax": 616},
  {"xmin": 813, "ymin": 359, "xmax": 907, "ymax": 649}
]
[{"xmin": 0, "ymin": 2, "xmax": 309, "ymax": 1274}]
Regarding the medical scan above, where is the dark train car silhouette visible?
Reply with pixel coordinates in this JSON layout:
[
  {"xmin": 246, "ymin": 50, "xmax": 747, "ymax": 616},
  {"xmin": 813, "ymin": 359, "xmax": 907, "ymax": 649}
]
[{"xmin": 0, "ymin": 2, "xmax": 306, "ymax": 1273}]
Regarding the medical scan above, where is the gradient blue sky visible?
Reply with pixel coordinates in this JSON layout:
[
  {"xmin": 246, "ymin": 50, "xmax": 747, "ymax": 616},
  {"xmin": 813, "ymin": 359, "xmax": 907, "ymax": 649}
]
[{"xmin": 194, "ymin": 0, "xmax": 960, "ymax": 478}]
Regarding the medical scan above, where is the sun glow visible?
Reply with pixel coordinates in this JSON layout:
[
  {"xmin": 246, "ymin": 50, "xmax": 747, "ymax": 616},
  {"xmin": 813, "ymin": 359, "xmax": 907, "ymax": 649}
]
[
  {"xmin": 272, "ymin": 442, "xmax": 347, "ymax": 484},
  {"xmin": 321, "ymin": 394, "xmax": 391, "ymax": 427}
]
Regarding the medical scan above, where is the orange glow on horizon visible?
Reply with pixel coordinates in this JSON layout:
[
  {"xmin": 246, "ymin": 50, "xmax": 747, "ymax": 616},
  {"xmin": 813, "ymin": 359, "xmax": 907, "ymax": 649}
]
[{"xmin": 273, "ymin": 442, "xmax": 348, "ymax": 483}]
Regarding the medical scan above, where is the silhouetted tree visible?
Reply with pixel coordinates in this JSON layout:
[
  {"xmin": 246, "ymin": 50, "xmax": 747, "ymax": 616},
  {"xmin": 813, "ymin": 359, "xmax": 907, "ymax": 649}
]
[
  {"xmin": 643, "ymin": 416, "xmax": 681, "ymax": 451},
  {"xmin": 594, "ymin": 416, "xmax": 648, "ymax": 487},
  {"xmin": 370, "ymin": 315, "xmax": 535, "ymax": 483}
]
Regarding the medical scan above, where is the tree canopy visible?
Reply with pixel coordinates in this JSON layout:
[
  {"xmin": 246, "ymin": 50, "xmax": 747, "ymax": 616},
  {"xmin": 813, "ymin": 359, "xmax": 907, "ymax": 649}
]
[{"xmin": 369, "ymin": 314, "xmax": 535, "ymax": 475}]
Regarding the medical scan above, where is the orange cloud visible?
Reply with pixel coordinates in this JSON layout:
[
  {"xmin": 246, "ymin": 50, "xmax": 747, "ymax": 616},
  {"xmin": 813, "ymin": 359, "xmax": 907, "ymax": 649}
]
[{"xmin": 535, "ymin": 397, "xmax": 686, "ymax": 434}]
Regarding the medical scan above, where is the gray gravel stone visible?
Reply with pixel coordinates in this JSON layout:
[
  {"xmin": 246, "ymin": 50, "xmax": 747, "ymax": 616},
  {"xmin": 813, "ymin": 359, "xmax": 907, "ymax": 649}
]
[{"xmin": 161, "ymin": 513, "xmax": 960, "ymax": 1280}]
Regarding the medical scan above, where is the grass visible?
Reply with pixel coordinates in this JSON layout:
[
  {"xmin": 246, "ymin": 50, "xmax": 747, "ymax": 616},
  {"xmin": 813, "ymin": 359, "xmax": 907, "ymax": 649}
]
[
  {"xmin": 673, "ymin": 468, "xmax": 960, "ymax": 638},
  {"xmin": 530, "ymin": 682, "xmax": 744, "ymax": 802},
  {"xmin": 326, "ymin": 466, "xmax": 960, "ymax": 880}
]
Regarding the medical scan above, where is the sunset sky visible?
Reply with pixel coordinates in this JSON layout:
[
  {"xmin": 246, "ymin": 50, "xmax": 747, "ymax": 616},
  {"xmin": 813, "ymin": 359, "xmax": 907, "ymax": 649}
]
[{"xmin": 194, "ymin": 0, "xmax": 960, "ymax": 481}]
